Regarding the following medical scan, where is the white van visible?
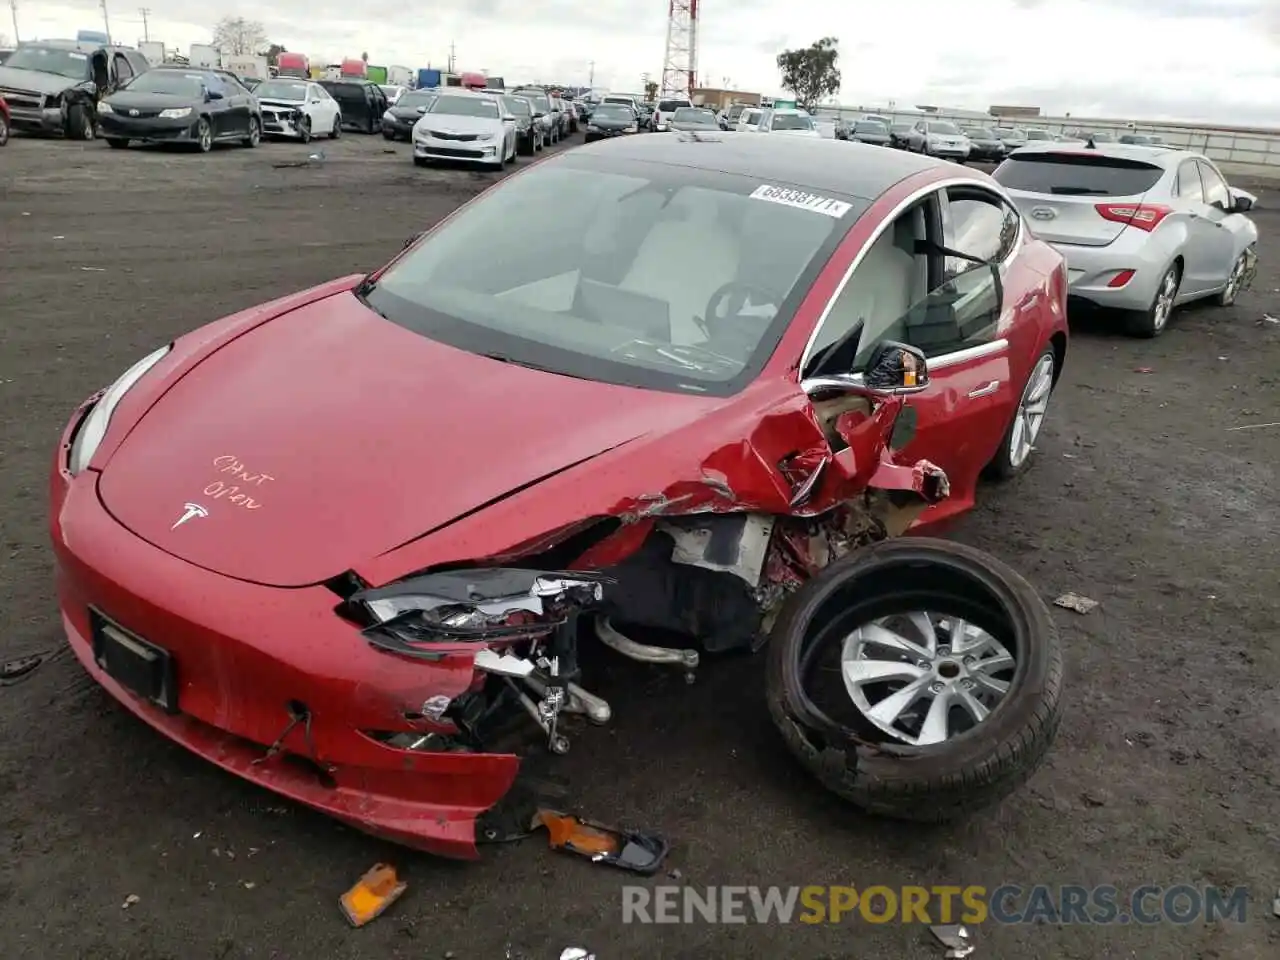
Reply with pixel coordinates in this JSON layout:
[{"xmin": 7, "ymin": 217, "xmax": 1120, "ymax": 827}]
[{"xmin": 653, "ymin": 97, "xmax": 691, "ymax": 131}]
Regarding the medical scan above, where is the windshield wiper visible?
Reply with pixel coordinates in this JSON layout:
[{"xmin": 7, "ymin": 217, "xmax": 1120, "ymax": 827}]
[
  {"xmin": 480, "ymin": 352, "xmax": 575, "ymax": 376},
  {"xmin": 1050, "ymin": 187, "xmax": 1108, "ymax": 195}
]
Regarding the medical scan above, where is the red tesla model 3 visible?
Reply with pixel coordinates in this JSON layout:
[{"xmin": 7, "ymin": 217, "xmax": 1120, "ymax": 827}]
[{"xmin": 51, "ymin": 133, "xmax": 1068, "ymax": 858}]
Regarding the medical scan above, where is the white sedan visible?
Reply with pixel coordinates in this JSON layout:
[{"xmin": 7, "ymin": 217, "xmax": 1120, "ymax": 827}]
[
  {"xmin": 412, "ymin": 91, "xmax": 518, "ymax": 170},
  {"xmin": 253, "ymin": 78, "xmax": 343, "ymax": 142}
]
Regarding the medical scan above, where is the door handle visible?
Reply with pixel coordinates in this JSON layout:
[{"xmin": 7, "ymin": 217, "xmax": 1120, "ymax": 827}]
[{"xmin": 967, "ymin": 380, "xmax": 1001, "ymax": 399}]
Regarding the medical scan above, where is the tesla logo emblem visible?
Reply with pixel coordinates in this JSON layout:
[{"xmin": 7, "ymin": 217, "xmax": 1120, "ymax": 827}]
[
  {"xmin": 129, "ymin": 108, "xmax": 139, "ymax": 116},
  {"xmin": 1030, "ymin": 206, "xmax": 1057, "ymax": 220},
  {"xmin": 172, "ymin": 503, "xmax": 209, "ymax": 530}
]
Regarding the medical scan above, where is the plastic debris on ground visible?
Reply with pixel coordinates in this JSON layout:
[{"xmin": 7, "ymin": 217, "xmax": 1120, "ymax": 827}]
[
  {"xmin": 560, "ymin": 949, "xmax": 597, "ymax": 960},
  {"xmin": 338, "ymin": 863, "xmax": 407, "ymax": 927},
  {"xmin": 930, "ymin": 923, "xmax": 975, "ymax": 957},
  {"xmin": 533, "ymin": 809, "xmax": 669, "ymax": 874},
  {"xmin": 1053, "ymin": 592, "xmax": 1099, "ymax": 614}
]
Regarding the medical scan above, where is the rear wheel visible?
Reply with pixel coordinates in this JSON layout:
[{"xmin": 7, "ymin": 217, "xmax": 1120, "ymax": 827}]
[
  {"xmin": 766, "ymin": 537, "xmax": 1063, "ymax": 822},
  {"xmin": 988, "ymin": 348, "xmax": 1056, "ymax": 480},
  {"xmin": 0, "ymin": 113, "xmax": 9, "ymax": 146},
  {"xmin": 1128, "ymin": 260, "xmax": 1180, "ymax": 338},
  {"xmin": 242, "ymin": 116, "xmax": 260, "ymax": 148}
]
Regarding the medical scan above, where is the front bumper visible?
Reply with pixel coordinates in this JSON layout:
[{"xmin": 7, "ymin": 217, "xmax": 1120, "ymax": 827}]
[
  {"xmin": 8, "ymin": 103, "xmax": 64, "ymax": 133},
  {"xmin": 928, "ymin": 144, "xmax": 971, "ymax": 159},
  {"xmin": 98, "ymin": 113, "xmax": 198, "ymax": 142},
  {"xmin": 382, "ymin": 117, "xmax": 415, "ymax": 139},
  {"xmin": 50, "ymin": 409, "xmax": 518, "ymax": 859},
  {"xmin": 261, "ymin": 108, "xmax": 306, "ymax": 138},
  {"xmin": 584, "ymin": 126, "xmax": 632, "ymax": 141},
  {"xmin": 413, "ymin": 136, "xmax": 502, "ymax": 163}
]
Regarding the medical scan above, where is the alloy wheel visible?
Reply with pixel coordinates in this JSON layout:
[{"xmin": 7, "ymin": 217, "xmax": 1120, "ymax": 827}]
[
  {"xmin": 1221, "ymin": 254, "xmax": 1246, "ymax": 305},
  {"xmin": 1152, "ymin": 266, "xmax": 1178, "ymax": 331},
  {"xmin": 841, "ymin": 611, "xmax": 1015, "ymax": 746},
  {"xmin": 1008, "ymin": 353, "xmax": 1055, "ymax": 469}
]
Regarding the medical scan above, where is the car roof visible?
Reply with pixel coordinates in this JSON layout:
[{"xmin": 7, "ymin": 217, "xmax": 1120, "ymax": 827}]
[
  {"xmin": 573, "ymin": 133, "xmax": 958, "ymax": 199},
  {"xmin": 1010, "ymin": 140, "xmax": 1189, "ymax": 167}
]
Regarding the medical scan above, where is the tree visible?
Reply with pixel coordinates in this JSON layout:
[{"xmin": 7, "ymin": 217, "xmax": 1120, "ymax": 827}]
[
  {"xmin": 776, "ymin": 37, "xmax": 841, "ymax": 111},
  {"xmin": 644, "ymin": 80, "xmax": 658, "ymax": 100},
  {"xmin": 212, "ymin": 17, "xmax": 268, "ymax": 57},
  {"xmin": 264, "ymin": 43, "xmax": 287, "ymax": 67}
]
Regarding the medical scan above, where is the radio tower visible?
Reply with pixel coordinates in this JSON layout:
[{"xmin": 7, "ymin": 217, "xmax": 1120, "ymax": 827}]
[{"xmin": 659, "ymin": 0, "xmax": 698, "ymax": 98}]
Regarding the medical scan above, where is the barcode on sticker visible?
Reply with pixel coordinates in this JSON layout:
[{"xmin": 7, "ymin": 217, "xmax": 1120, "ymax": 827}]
[{"xmin": 749, "ymin": 185, "xmax": 852, "ymax": 218}]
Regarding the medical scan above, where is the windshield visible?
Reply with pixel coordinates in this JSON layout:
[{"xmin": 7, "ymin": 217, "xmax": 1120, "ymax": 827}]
[
  {"xmin": 123, "ymin": 71, "xmax": 209, "ymax": 97},
  {"xmin": 429, "ymin": 95, "xmax": 500, "ymax": 118},
  {"xmin": 772, "ymin": 113, "xmax": 815, "ymax": 131},
  {"xmin": 396, "ymin": 90, "xmax": 436, "ymax": 109},
  {"xmin": 672, "ymin": 108, "xmax": 716, "ymax": 124},
  {"xmin": 504, "ymin": 96, "xmax": 531, "ymax": 115},
  {"xmin": 967, "ymin": 127, "xmax": 995, "ymax": 138},
  {"xmin": 363, "ymin": 156, "xmax": 863, "ymax": 395},
  {"xmin": 254, "ymin": 80, "xmax": 308, "ymax": 100},
  {"xmin": 854, "ymin": 121, "xmax": 887, "ymax": 134},
  {"xmin": 514, "ymin": 89, "xmax": 551, "ymax": 110},
  {"xmin": 1025, "ymin": 128, "xmax": 1051, "ymax": 139},
  {"xmin": 928, "ymin": 121, "xmax": 960, "ymax": 134},
  {"xmin": 727, "ymin": 105, "xmax": 745, "ymax": 119},
  {"xmin": 593, "ymin": 105, "xmax": 632, "ymax": 120},
  {"xmin": 5, "ymin": 45, "xmax": 91, "ymax": 79}
]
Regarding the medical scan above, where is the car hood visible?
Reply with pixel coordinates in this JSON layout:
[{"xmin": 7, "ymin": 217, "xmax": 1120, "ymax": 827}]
[
  {"xmin": 771, "ymin": 128, "xmax": 821, "ymax": 137},
  {"xmin": 106, "ymin": 90, "xmax": 199, "ymax": 111},
  {"xmin": 97, "ymin": 291, "xmax": 708, "ymax": 587},
  {"xmin": 257, "ymin": 97, "xmax": 304, "ymax": 109},
  {"xmin": 0, "ymin": 65, "xmax": 83, "ymax": 95},
  {"xmin": 390, "ymin": 104, "xmax": 430, "ymax": 121},
  {"xmin": 417, "ymin": 113, "xmax": 502, "ymax": 135},
  {"xmin": 592, "ymin": 117, "xmax": 633, "ymax": 128}
]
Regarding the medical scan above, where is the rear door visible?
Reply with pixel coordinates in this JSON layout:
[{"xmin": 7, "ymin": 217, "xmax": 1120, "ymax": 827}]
[
  {"xmin": 1170, "ymin": 159, "xmax": 1220, "ymax": 294},
  {"xmin": 1193, "ymin": 160, "xmax": 1242, "ymax": 286},
  {"xmin": 994, "ymin": 150, "xmax": 1166, "ymax": 249}
]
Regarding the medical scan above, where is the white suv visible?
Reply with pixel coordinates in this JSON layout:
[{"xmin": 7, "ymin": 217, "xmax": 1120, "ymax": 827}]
[{"xmin": 653, "ymin": 97, "xmax": 692, "ymax": 132}]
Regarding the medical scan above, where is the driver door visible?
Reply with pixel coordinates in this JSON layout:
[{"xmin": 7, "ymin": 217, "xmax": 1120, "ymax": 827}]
[{"xmin": 800, "ymin": 185, "xmax": 1015, "ymax": 518}]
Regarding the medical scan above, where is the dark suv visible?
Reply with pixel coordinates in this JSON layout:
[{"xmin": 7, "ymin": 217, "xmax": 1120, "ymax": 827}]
[
  {"xmin": 0, "ymin": 39, "xmax": 150, "ymax": 139},
  {"xmin": 317, "ymin": 78, "xmax": 389, "ymax": 134}
]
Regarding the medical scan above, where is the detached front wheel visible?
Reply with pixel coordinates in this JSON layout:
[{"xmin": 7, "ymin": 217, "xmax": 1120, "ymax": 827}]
[{"xmin": 766, "ymin": 537, "xmax": 1063, "ymax": 822}]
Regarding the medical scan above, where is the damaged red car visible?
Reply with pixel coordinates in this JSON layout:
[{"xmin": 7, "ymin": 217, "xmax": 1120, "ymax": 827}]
[{"xmin": 52, "ymin": 134, "xmax": 1069, "ymax": 859}]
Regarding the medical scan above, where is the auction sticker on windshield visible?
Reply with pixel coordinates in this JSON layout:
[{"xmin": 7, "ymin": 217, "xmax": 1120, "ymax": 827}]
[{"xmin": 749, "ymin": 185, "xmax": 851, "ymax": 218}]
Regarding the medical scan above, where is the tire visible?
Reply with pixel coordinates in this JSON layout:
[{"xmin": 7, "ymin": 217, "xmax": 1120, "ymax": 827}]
[
  {"xmin": 298, "ymin": 116, "xmax": 312, "ymax": 144},
  {"xmin": 765, "ymin": 537, "xmax": 1063, "ymax": 823},
  {"xmin": 331, "ymin": 117, "xmax": 342, "ymax": 139},
  {"xmin": 1127, "ymin": 259, "xmax": 1180, "ymax": 338},
  {"xmin": 383, "ymin": 127, "xmax": 395, "ymax": 140},
  {"xmin": 1215, "ymin": 248, "xmax": 1251, "ymax": 306},
  {"xmin": 987, "ymin": 346, "xmax": 1056, "ymax": 480},
  {"xmin": 67, "ymin": 104, "xmax": 95, "ymax": 140},
  {"xmin": 193, "ymin": 118, "xmax": 213, "ymax": 153},
  {"xmin": 106, "ymin": 137, "xmax": 128, "ymax": 149},
  {"xmin": 242, "ymin": 116, "xmax": 260, "ymax": 148},
  {"xmin": 0, "ymin": 113, "xmax": 9, "ymax": 147},
  {"xmin": 413, "ymin": 156, "xmax": 429, "ymax": 167}
]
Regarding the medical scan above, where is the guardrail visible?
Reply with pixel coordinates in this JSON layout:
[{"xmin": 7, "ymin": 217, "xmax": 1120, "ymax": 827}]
[{"xmin": 813, "ymin": 107, "xmax": 1280, "ymax": 179}]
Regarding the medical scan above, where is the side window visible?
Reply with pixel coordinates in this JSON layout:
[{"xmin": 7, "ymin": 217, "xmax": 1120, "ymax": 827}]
[
  {"xmin": 1176, "ymin": 161, "xmax": 1203, "ymax": 202},
  {"xmin": 807, "ymin": 200, "xmax": 932, "ymax": 374},
  {"xmin": 114, "ymin": 54, "xmax": 134, "ymax": 83},
  {"xmin": 204, "ymin": 74, "xmax": 227, "ymax": 96},
  {"xmin": 942, "ymin": 190, "xmax": 1019, "ymax": 276},
  {"xmin": 1197, "ymin": 161, "xmax": 1229, "ymax": 208}
]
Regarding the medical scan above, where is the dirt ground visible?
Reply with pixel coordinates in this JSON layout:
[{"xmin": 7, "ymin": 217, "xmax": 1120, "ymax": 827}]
[{"xmin": 2, "ymin": 132, "xmax": 1278, "ymax": 960}]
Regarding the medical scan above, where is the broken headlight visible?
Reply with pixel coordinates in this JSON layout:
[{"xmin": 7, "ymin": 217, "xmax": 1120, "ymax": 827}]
[
  {"xmin": 353, "ymin": 569, "xmax": 613, "ymax": 658},
  {"xmin": 69, "ymin": 345, "xmax": 171, "ymax": 475}
]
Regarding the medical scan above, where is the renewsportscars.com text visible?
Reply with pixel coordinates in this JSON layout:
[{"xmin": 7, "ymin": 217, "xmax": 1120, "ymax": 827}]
[{"xmin": 620, "ymin": 884, "xmax": 1250, "ymax": 925}]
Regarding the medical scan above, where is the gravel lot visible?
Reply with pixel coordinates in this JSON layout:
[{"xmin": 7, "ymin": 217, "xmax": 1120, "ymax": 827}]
[{"xmin": 2, "ymin": 133, "xmax": 1278, "ymax": 960}]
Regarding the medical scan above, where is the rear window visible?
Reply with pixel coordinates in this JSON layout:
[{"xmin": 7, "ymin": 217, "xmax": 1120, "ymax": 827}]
[
  {"xmin": 658, "ymin": 99, "xmax": 690, "ymax": 112},
  {"xmin": 854, "ymin": 121, "xmax": 887, "ymax": 133},
  {"xmin": 993, "ymin": 153, "xmax": 1164, "ymax": 196}
]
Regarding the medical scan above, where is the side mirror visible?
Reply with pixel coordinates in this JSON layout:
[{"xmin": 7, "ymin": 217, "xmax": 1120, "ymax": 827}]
[
  {"xmin": 863, "ymin": 341, "xmax": 930, "ymax": 393},
  {"xmin": 206, "ymin": 89, "xmax": 224, "ymax": 101},
  {"xmin": 1229, "ymin": 190, "xmax": 1254, "ymax": 213}
]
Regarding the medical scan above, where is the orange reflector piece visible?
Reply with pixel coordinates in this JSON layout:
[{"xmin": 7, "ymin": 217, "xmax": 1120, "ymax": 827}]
[
  {"xmin": 339, "ymin": 863, "xmax": 407, "ymax": 928},
  {"xmin": 536, "ymin": 810, "xmax": 621, "ymax": 857},
  {"xmin": 903, "ymin": 369, "xmax": 917, "ymax": 387}
]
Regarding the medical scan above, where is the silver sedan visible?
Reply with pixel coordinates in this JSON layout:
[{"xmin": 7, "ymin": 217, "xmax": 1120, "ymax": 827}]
[{"xmin": 994, "ymin": 142, "xmax": 1258, "ymax": 337}]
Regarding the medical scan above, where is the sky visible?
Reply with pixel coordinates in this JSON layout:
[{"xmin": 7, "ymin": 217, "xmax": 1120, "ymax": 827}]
[{"xmin": 9, "ymin": 0, "xmax": 1280, "ymax": 125}]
